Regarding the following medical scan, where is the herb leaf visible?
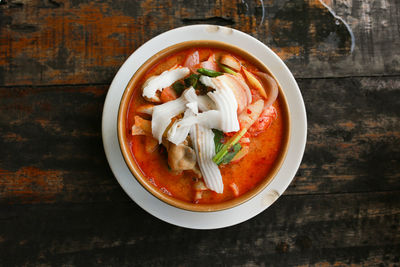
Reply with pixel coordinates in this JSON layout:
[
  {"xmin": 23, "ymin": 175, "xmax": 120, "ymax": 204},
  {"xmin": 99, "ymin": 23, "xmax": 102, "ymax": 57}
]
[
  {"xmin": 213, "ymin": 129, "xmax": 242, "ymax": 165},
  {"xmin": 197, "ymin": 68, "xmax": 223, "ymax": 77},
  {"xmin": 213, "ymin": 129, "xmax": 224, "ymax": 154},
  {"xmin": 220, "ymin": 143, "xmax": 242, "ymax": 164},
  {"xmin": 172, "ymin": 82, "xmax": 185, "ymax": 94},
  {"xmin": 184, "ymin": 74, "xmax": 200, "ymax": 89}
]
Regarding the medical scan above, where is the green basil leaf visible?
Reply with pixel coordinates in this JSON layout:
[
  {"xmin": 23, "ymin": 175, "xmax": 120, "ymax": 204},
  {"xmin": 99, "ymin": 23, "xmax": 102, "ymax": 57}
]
[
  {"xmin": 220, "ymin": 143, "xmax": 242, "ymax": 164},
  {"xmin": 184, "ymin": 74, "xmax": 200, "ymax": 89},
  {"xmin": 212, "ymin": 129, "xmax": 224, "ymax": 154},
  {"xmin": 172, "ymin": 82, "xmax": 185, "ymax": 94}
]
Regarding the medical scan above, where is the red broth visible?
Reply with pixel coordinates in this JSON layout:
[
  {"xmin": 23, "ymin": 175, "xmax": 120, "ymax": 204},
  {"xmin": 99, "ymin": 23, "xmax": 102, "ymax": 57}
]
[{"xmin": 126, "ymin": 48, "xmax": 285, "ymax": 204}]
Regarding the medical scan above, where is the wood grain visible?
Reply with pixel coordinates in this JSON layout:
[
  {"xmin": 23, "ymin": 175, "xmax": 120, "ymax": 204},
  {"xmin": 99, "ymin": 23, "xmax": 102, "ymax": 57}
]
[
  {"xmin": 1, "ymin": 1, "xmax": 399, "ymax": 265},
  {"xmin": 1, "ymin": 0, "xmax": 399, "ymax": 86},
  {"xmin": 0, "ymin": 192, "xmax": 398, "ymax": 266},
  {"xmin": 0, "ymin": 76, "xmax": 399, "ymax": 204},
  {"xmin": 287, "ymin": 76, "xmax": 400, "ymax": 195}
]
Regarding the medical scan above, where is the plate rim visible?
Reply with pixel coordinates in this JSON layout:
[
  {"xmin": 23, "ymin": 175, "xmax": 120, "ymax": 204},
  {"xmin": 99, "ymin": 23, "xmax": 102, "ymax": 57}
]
[{"xmin": 102, "ymin": 24, "xmax": 307, "ymax": 229}]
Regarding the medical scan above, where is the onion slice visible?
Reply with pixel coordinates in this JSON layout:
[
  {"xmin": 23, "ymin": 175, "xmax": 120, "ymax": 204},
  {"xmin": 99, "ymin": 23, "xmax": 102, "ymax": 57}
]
[
  {"xmin": 254, "ymin": 71, "xmax": 278, "ymax": 108},
  {"xmin": 190, "ymin": 124, "xmax": 223, "ymax": 193}
]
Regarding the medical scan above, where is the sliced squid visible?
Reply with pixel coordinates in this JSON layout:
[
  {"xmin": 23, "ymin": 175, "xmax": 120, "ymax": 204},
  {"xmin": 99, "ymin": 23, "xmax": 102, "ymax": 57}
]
[
  {"xmin": 142, "ymin": 67, "xmax": 190, "ymax": 102},
  {"xmin": 200, "ymin": 75, "xmax": 240, "ymax": 132},
  {"xmin": 190, "ymin": 124, "xmax": 223, "ymax": 193},
  {"xmin": 151, "ymin": 90, "xmax": 188, "ymax": 143},
  {"xmin": 183, "ymin": 87, "xmax": 215, "ymax": 111},
  {"xmin": 167, "ymin": 110, "xmax": 220, "ymax": 145},
  {"xmin": 222, "ymin": 74, "xmax": 252, "ymax": 113},
  {"xmin": 167, "ymin": 108, "xmax": 197, "ymax": 145}
]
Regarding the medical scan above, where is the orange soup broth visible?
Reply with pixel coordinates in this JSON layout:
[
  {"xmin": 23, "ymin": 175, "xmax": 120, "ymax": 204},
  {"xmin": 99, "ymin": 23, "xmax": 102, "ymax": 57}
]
[{"xmin": 126, "ymin": 47, "xmax": 285, "ymax": 204}]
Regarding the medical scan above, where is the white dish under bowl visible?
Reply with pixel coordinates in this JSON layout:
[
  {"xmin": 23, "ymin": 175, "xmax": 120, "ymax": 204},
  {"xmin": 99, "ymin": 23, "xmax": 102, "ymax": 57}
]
[{"xmin": 102, "ymin": 25, "xmax": 307, "ymax": 229}]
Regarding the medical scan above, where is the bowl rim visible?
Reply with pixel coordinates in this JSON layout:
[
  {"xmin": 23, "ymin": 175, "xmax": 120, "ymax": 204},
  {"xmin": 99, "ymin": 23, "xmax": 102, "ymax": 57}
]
[{"xmin": 117, "ymin": 40, "xmax": 291, "ymax": 212}]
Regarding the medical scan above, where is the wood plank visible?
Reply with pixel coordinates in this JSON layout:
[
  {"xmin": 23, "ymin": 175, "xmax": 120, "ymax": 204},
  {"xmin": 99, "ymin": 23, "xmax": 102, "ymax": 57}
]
[
  {"xmin": 0, "ymin": 191, "xmax": 398, "ymax": 266},
  {"xmin": 0, "ymin": 0, "xmax": 399, "ymax": 86},
  {"xmin": 0, "ymin": 85, "xmax": 129, "ymax": 204},
  {"xmin": 0, "ymin": 76, "xmax": 399, "ymax": 204},
  {"xmin": 287, "ymin": 75, "xmax": 400, "ymax": 195}
]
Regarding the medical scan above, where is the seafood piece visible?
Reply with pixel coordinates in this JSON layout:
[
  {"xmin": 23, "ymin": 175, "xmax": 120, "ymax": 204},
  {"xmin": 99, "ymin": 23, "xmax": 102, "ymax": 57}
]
[
  {"xmin": 201, "ymin": 74, "xmax": 252, "ymax": 114},
  {"xmin": 238, "ymin": 99, "xmax": 265, "ymax": 129},
  {"xmin": 190, "ymin": 124, "xmax": 223, "ymax": 193},
  {"xmin": 151, "ymin": 89, "xmax": 188, "ymax": 143},
  {"xmin": 142, "ymin": 67, "xmax": 190, "ymax": 102},
  {"xmin": 200, "ymin": 75, "xmax": 240, "ymax": 132},
  {"xmin": 249, "ymin": 105, "xmax": 277, "ymax": 135},
  {"xmin": 167, "ymin": 109, "xmax": 220, "ymax": 145}
]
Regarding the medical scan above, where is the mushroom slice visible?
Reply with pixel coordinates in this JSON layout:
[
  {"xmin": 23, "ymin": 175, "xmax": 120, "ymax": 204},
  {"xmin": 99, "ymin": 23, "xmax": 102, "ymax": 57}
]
[{"xmin": 167, "ymin": 143, "xmax": 198, "ymax": 173}]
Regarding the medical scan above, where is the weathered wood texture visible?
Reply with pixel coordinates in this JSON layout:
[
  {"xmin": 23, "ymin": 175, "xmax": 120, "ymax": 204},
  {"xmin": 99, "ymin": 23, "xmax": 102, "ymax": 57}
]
[
  {"xmin": 1, "ymin": 0, "xmax": 399, "ymax": 265},
  {"xmin": 1, "ymin": 0, "xmax": 400, "ymax": 86},
  {"xmin": 0, "ymin": 76, "xmax": 399, "ymax": 204},
  {"xmin": 0, "ymin": 192, "xmax": 399, "ymax": 266}
]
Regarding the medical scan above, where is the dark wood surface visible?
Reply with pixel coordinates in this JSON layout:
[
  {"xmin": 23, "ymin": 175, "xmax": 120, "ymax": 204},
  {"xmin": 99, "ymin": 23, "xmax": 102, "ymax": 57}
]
[{"xmin": 0, "ymin": 0, "xmax": 399, "ymax": 266}]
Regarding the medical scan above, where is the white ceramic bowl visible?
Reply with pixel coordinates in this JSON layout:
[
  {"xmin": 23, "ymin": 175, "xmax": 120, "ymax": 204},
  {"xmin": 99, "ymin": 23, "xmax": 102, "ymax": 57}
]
[{"xmin": 102, "ymin": 25, "xmax": 307, "ymax": 229}]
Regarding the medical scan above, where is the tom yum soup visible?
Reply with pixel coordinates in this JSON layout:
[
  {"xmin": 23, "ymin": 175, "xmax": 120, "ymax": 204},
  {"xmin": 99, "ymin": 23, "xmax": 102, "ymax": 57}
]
[{"xmin": 120, "ymin": 42, "xmax": 289, "ymax": 209}]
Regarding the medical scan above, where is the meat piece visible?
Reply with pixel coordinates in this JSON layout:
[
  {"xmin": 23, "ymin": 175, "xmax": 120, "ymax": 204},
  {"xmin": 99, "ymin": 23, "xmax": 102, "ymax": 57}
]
[{"xmin": 167, "ymin": 143, "xmax": 200, "ymax": 176}]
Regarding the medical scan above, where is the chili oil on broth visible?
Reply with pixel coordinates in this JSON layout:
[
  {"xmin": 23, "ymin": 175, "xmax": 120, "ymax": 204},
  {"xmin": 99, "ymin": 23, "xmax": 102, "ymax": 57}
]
[{"xmin": 126, "ymin": 47, "xmax": 285, "ymax": 204}]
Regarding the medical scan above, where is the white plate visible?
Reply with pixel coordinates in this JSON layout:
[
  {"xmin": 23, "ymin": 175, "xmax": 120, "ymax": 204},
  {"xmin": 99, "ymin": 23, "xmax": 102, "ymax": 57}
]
[{"xmin": 102, "ymin": 25, "xmax": 307, "ymax": 229}]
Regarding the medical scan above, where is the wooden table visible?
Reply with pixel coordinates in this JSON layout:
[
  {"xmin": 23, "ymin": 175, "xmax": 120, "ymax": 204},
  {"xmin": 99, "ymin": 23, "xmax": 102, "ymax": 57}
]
[{"xmin": 1, "ymin": 0, "xmax": 399, "ymax": 265}]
